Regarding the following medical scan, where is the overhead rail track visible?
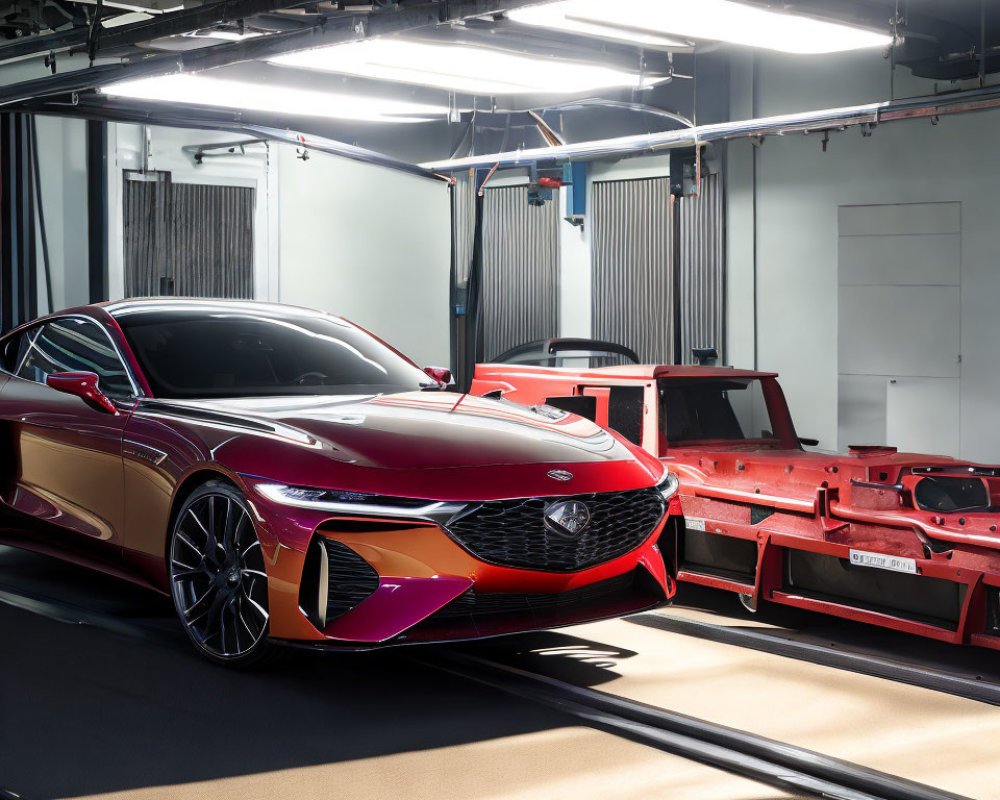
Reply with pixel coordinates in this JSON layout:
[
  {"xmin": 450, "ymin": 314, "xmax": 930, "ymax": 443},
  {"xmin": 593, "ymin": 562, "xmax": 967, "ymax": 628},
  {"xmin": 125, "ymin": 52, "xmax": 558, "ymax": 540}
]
[
  {"xmin": 419, "ymin": 82, "xmax": 1000, "ymax": 171},
  {"xmin": 20, "ymin": 95, "xmax": 452, "ymax": 180},
  {"xmin": 21, "ymin": 78, "xmax": 1000, "ymax": 185}
]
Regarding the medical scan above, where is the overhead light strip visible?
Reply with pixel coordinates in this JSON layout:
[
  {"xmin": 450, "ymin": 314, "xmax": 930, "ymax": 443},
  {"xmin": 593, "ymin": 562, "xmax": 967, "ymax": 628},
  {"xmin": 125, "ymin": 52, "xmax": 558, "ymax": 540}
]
[
  {"xmin": 101, "ymin": 74, "xmax": 449, "ymax": 123},
  {"xmin": 508, "ymin": 0, "xmax": 892, "ymax": 55},
  {"xmin": 269, "ymin": 38, "xmax": 656, "ymax": 94}
]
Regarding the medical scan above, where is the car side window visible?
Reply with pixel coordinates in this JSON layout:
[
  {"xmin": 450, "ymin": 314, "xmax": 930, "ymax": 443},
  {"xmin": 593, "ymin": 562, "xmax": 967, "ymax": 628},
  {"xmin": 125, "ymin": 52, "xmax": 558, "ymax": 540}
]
[
  {"xmin": 3, "ymin": 329, "xmax": 33, "ymax": 374},
  {"xmin": 16, "ymin": 319, "xmax": 135, "ymax": 401}
]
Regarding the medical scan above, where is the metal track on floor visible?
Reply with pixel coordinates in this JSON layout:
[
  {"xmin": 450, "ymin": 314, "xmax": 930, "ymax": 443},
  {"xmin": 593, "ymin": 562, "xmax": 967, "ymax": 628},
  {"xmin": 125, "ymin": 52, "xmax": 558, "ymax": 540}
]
[
  {"xmin": 629, "ymin": 612, "xmax": 1000, "ymax": 706},
  {"xmin": 423, "ymin": 650, "xmax": 970, "ymax": 800}
]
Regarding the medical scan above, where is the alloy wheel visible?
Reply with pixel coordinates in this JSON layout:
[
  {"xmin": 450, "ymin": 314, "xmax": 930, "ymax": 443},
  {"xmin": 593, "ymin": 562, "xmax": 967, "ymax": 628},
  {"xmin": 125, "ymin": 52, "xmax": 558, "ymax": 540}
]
[{"xmin": 169, "ymin": 486, "xmax": 270, "ymax": 661}]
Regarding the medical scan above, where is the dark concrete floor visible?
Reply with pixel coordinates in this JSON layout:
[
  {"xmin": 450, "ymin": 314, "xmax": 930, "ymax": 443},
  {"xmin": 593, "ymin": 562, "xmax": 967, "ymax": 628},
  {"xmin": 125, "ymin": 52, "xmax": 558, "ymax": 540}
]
[{"xmin": 0, "ymin": 545, "xmax": 572, "ymax": 800}]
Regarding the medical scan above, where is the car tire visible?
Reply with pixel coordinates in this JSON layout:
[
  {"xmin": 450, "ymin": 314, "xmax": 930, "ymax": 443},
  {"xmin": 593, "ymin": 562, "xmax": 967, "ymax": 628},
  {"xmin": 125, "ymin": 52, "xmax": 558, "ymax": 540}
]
[{"xmin": 168, "ymin": 479, "xmax": 279, "ymax": 668}]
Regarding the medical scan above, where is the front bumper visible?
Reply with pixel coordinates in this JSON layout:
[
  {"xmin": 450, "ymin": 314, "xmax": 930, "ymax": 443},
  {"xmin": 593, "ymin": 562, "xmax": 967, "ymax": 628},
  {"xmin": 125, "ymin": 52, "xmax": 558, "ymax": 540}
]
[{"xmin": 245, "ymin": 486, "xmax": 675, "ymax": 647}]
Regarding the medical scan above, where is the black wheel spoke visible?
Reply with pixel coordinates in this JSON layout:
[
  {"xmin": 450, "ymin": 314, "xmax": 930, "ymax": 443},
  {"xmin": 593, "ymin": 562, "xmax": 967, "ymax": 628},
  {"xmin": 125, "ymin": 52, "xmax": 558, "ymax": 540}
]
[
  {"xmin": 184, "ymin": 584, "xmax": 219, "ymax": 624},
  {"xmin": 170, "ymin": 489, "xmax": 270, "ymax": 660},
  {"xmin": 172, "ymin": 566, "xmax": 208, "ymax": 581}
]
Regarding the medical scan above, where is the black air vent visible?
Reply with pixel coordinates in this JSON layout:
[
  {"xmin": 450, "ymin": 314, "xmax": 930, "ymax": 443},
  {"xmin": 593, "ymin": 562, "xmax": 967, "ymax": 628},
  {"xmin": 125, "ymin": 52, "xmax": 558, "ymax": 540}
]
[{"xmin": 323, "ymin": 540, "xmax": 380, "ymax": 622}]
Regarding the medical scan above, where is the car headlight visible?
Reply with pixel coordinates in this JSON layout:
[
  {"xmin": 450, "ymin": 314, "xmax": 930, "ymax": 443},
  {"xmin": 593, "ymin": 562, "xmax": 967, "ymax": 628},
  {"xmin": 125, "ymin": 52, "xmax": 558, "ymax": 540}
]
[
  {"xmin": 255, "ymin": 483, "xmax": 465, "ymax": 524},
  {"xmin": 656, "ymin": 470, "xmax": 680, "ymax": 502}
]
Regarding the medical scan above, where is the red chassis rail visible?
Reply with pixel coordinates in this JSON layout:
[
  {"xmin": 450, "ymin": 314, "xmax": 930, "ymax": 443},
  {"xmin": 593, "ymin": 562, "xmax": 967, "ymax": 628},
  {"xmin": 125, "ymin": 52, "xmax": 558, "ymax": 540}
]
[{"xmin": 472, "ymin": 361, "xmax": 1000, "ymax": 650}]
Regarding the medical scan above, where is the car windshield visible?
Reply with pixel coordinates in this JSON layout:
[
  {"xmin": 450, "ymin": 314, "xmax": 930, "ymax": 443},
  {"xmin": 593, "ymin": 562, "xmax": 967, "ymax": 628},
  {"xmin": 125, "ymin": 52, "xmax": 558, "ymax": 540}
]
[
  {"xmin": 659, "ymin": 377, "xmax": 780, "ymax": 449},
  {"xmin": 116, "ymin": 308, "xmax": 434, "ymax": 399}
]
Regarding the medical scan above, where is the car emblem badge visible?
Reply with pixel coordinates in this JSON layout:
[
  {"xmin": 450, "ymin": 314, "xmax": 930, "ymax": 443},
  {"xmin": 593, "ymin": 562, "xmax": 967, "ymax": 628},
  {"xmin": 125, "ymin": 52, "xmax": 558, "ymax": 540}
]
[
  {"xmin": 544, "ymin": 500, "xmax": 591, "ymax": 537},
  {"xmin": 547, "ymin": 469, "xmax": 574, "ymax": 482}
]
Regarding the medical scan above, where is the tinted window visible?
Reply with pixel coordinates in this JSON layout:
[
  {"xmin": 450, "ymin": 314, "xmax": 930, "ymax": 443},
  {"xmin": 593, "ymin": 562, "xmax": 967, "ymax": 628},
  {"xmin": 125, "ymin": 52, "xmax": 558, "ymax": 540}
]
[
  {"xmin": 15, "ymin": 319, "xmax": 134, "ymax": 400},
  {"xmin": 659, "ymin": 378, "xmax": 777, "ymax": 447},
  {"xmin": 4, "ymin": 330, "xmax": 32, "ymax": 373},
  {"xmin": 116, "ymin": 309, "xmax": 433, "ymax": 399}
]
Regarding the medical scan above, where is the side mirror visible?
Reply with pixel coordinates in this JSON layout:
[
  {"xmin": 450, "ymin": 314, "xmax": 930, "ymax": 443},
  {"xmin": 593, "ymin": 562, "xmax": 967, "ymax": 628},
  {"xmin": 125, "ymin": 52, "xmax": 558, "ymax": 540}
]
[
  {"xmin": 423, "ymin": 366, "xmax": 452, "ymax": 386},
  {"xmin": 46, "ymin": 372, "xmax": 118, "ymax": 415}
]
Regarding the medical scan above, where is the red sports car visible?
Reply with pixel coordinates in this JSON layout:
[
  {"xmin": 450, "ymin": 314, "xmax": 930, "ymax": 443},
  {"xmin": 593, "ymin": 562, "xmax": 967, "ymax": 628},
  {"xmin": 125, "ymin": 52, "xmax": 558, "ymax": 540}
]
[
  {"xmin": 0, "ymin": 305, "xmax": 676, "ymax": 666},
  {"xmin": 474, "ymin": 339, "xmax": 1000, "ymax": 650}
]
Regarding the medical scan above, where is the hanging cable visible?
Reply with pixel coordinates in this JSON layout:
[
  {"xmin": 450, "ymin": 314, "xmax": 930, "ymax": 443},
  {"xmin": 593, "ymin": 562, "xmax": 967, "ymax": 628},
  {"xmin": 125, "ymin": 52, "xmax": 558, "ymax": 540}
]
[
  {"xmin": 28, "ymin": 116, "xmax": 54, "ymax": 315},
  {"xmin": 87, "ymin": 0, "xmax": 104, "ymax": 65}
]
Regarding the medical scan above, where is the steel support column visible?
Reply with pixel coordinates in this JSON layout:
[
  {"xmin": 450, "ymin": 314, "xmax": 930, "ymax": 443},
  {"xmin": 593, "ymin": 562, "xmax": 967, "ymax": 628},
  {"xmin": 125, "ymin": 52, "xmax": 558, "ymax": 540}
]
[
  {"xmin": 1, "ymin": 113, "xmax": 37, "ymax": 331},
  {"xmin": 86, "ymin": 120, "xmax": 108, "ymax": 303}
]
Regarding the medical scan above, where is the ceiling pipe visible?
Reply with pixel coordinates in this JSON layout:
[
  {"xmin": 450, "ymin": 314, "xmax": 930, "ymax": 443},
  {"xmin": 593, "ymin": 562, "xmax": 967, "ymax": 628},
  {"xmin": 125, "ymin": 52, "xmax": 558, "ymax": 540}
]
[
  {"xmin": 420, "ymin": 82, "xmax": 1000, "ymax": 171},
  {"xmin": 24, "ymin": 94, "xmax": 450, "ymax": 181},
  {"xmin": 0, "ymin": 0, "xmax": 555, "ymax": 107}
]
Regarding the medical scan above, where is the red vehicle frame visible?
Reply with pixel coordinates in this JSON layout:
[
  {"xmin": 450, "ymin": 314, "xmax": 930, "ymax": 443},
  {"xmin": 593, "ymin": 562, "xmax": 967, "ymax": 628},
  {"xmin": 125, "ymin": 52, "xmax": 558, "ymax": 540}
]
[{"xmin": 473, "ymin": 342, "xmax": 1000, "ymax": 650}]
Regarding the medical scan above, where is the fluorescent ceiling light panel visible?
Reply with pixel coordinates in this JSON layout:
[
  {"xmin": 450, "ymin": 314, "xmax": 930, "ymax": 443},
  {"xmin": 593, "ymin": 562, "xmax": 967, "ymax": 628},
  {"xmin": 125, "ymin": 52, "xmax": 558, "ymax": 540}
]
[
  {"xmin": 270, "ymin": 39, "xmax": 646, "ymax": 94},
  {"xmin": 509, "ymin": 0, "xmax": 892, "ymax": 55},
  {"xmin": 507, "ymin": 4, "xmax": 690, "ymax": 49},
  {"xmin": 181, "ymin": 30, "xmax": 263, "ymax": 42},
  {"xmin": 102, "ymin": 74, "xmax": 447, "ymax": 122}
]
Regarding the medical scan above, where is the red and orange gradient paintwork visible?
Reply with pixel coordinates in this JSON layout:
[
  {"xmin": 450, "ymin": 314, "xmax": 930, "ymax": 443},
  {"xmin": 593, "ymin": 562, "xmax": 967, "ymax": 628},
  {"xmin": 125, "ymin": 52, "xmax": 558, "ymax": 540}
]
[
  {"xmin": 0, "ymin": 301, "xmax": 675, "ymax": 647},
  {"xmin": 473, "ymin": 361, "xmax": 1000, "ymax": 650}
]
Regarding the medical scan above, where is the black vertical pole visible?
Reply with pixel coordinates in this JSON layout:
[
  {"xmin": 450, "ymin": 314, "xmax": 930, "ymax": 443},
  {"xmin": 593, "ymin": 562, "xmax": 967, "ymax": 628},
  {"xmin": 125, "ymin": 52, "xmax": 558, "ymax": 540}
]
[
  {"xmin": 460, "ymin": 190, "xmax": 485, "ymax": 393},
  {"xmin": 448, "ymin": 180, "xmax": 458, "ymax": 381},
  {"xmin": 86, "ymin": 119, "xmax": 108, "ymax": 303},
  {"xmin": 671, "ymin": 195, "xmax": 683, "ymax": 365},
  {"xmin": 1, "ymin": 112, "xmax": 37, "ymax": 331}
]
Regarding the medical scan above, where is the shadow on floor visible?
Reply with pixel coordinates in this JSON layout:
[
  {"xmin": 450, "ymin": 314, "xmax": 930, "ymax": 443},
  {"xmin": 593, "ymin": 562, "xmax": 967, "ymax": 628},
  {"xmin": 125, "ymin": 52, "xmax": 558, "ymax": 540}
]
[{"xmin": 0, "ymin": 545, "xmax": 646, "ymax": 800}]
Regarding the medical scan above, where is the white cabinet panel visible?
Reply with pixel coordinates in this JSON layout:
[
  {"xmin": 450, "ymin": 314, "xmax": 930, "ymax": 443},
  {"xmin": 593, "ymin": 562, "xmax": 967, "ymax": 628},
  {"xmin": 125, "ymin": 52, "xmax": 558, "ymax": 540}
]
[
  {"xmin": 838, "ymin": 285, "xmax": 960, "ymax": 378},
  {"xmin": 838, "ymin": 233, "xmax": 960, "ymax": 287},
  {"xmin": 838, "ymin": 202, "xmax": 961, "ymax": 237},
  {"xmin": 886, "ymin": 377, "xmax": 960, "ymax": 457}
]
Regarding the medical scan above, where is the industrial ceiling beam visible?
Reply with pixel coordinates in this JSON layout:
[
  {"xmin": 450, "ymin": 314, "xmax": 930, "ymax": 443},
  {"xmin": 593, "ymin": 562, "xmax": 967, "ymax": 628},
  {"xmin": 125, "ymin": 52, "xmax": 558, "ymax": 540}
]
[
  {"xmin": 0, "ymin": 0, "xmax": 554, "ymax": 106},
  {"xmin": 0, "ymin": 0, "xmax": 309, "ymax": 65}
]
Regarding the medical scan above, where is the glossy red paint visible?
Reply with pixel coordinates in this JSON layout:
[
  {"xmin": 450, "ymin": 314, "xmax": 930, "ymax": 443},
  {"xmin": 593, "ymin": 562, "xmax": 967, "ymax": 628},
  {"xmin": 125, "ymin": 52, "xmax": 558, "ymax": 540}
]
[
  {"xmin": 473, "ymin": 360, "xmax": 1000, "ymax": 649},
  {"xmin": 423, "ymin": 366, "xmax": 453, "ymax": 386},
  {"xmin": 0, "ymin": 300, "xmax": 675, "ymax": 650},
  {"xmin": 46, "ymin": 372, "xmax": 119, "ymax": 415}
]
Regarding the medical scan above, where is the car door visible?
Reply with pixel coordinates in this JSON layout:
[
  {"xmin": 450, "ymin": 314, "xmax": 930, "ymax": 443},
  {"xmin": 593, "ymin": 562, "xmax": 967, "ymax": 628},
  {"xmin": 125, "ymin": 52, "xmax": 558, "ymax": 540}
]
[{"xmin": 0, "ymin": 317, "xmax": 138, "ymax": 551}]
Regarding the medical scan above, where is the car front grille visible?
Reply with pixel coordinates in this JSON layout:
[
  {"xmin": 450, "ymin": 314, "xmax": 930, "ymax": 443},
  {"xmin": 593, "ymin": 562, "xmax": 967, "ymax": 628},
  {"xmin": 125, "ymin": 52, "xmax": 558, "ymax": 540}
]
[
  {"xmin": 323, "ymin": 539, "xmax": 380, "ymax": 621},
  {"xmin": 445, "ymin": 487, "xmax": 665, "ymax": 572}
]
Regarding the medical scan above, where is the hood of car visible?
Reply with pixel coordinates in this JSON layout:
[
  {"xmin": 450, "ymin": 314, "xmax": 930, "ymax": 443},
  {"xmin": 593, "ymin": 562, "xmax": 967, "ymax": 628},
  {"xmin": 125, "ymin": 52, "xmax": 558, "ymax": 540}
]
[{"xmin": 143, "ymin": 391, "xmax": 642, "ymax": 470}]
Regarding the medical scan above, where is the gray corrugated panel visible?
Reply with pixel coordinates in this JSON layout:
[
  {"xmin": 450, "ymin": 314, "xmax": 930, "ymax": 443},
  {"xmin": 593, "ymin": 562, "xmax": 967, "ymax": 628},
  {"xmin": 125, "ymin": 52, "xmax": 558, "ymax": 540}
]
[
  {"xmin": 591, "ymin": 177, "xmax": 674, "ymax": 363},
  {"xmin": 482, "ymin": 185, "xmax": 559, "ymax": 360},
  {"xmin": 678, "ymin": 173, "xmax": 725, "ymax": 363},
  {"xmin": 123, "ymin": 174, "xmax": 254, "ymax": 299}
]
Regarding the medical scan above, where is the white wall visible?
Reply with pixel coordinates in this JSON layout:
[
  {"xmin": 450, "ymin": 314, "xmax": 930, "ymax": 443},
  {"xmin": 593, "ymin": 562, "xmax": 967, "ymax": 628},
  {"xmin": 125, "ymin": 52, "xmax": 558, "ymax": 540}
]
[
  {"xmin": 726, "ymin": 50, "xmax": 1000, "ymax": 461},
  {"xmin": 34, "ymin": 116, "xmax": 89, "ymax": 313},
  {"xmin": 275, "ymin": 144, "xmax": 451, "ymax": 369}
]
